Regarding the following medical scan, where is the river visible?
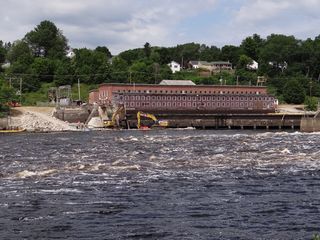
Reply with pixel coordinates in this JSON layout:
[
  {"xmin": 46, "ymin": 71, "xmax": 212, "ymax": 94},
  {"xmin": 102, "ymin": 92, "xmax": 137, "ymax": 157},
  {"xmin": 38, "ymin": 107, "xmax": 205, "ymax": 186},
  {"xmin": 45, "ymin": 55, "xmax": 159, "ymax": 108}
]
[{"xmin": 0, "ymin": 130, "xmax": 319, "ymax": 239}]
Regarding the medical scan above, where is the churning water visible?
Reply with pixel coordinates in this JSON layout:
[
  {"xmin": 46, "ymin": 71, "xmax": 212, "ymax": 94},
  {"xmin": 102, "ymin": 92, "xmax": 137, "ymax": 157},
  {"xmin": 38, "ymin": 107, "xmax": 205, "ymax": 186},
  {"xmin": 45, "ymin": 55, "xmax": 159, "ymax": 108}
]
[{"xmin": 0, "ymin": 130, "xmax": 319, "ymax": 239}]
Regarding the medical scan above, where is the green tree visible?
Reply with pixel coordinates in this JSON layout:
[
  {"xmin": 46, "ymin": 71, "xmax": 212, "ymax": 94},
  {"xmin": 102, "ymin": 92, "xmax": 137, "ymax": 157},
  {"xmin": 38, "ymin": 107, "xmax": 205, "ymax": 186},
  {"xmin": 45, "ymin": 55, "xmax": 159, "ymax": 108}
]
[
  {"xmin": 0, "ymin": 78, "xmax": 17, "ymax": 115},
  {"xmin": 129, "ymin": 61, "xmax": 150, "ymax": 83},
  {"xmin": 54, "ymin": 59, "xmax": 74, "ymax": 86},
  {"xmin": 118, "ymin": 48, "xmax": 145, "ymax": 65},
  {"xmin": 7, "ymin": 40, "xmax": 33, "ymax": 64},
  {"xmin": 30, "ymin": 58, "xmax": 55, "ymax": 83},
  {"xmin": 237, "ymin": 54, "xmax": 253, "ymax": 69},
  {"xmin": 199, "ymin": 45, "xmax": 221, "ymax": 61},
  {"xmin": 95, "ymin": 46, "xmax": 112, "ymax": 59},
  {"xmin": 111, "ymin": 56, "xmax": 129, "ymax": 83},
  {"xmin": 240, "ymin": 34, "xmax": 264, "ymax": 60},
  {"xmin": 178, "ymin": 42, "xmax": 201, "ymax": 66},
  {"xmin": 0, "ymin": 40, "xmax": 6, "ymax": 65},
  {"xmin": 73, "ymin": 48, "xmax": 111, "ymax": 84},
  {"xmin": 144, "ymin": 42, "xmax": 151, "ymax": 58},
  {"xmin": 259, "ymin": 34, "xmax": 298, "ymax": 76},
  {"xmin": 24, "ymin": 20, "xmax": 68, "ymax": 58},
  {"xmin": 221, "ymin": 45, "xmax": 241, "ymax": 66},
  {"xmin": 304, "ymin": 96, "xmax": 318, "ymax": 111},
  {"xmin": 155, "ymin": 47, "xmax": 171, "ymax": 65},
  {"xmin": 283, "ymin": 79, "xmax": 306, "ymax": 104}
]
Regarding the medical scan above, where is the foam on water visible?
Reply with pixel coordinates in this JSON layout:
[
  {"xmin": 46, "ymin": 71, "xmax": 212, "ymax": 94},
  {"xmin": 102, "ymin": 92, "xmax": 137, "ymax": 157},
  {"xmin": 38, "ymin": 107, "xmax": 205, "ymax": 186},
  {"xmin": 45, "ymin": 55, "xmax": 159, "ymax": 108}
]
[{"xmin": 1, "ymin": 130, "xmax": 320, "ymax": 239}]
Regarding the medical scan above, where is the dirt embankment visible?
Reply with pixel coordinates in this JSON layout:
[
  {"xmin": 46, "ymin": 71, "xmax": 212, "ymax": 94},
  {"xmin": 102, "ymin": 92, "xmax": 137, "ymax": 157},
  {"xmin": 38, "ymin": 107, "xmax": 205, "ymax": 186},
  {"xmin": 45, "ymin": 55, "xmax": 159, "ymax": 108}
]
[
  {"xmin": 277, "ymin": 104, "xmax": 312, "ymax": 114},
  {"xmin": 9, "ymin": 107, "xmax": 77, "ymax": 132}
]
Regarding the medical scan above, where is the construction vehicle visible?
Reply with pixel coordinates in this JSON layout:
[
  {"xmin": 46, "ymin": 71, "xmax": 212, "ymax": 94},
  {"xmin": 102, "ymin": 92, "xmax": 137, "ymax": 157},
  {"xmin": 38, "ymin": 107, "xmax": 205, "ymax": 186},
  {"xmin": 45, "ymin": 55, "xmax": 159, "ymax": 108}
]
[
  {"xmin": 137, "ymin": 111, "xmax": 169, "ymax": 129},
  {"xmin": 103, "ymin": 105, "xmax": 125, "ymax": 128}
]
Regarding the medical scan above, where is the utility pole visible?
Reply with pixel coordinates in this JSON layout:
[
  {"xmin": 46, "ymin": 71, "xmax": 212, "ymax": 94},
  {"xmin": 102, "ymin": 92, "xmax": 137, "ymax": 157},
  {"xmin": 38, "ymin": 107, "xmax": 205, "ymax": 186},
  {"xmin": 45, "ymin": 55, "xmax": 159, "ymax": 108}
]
[
  {"xmin": 19, "ymin": 78, "xmax": 22, "ymax": 104},
  {"xmin": 129, "ymin": 71, "xmax": 132, "ymax": 84},
  {"xmin": 236, "ymin": 75, "xmax": 239, "ymax": 85},
  {"xmin": 78, "ymin": 78, "xmax": 81, "ymax": 100},
  {"xmin": 181, "ymin": 56, "xmax": 184, "ymax": 69},
  {"xmin": 309, "ymin": 79, "xmax": 312, "ymax": 97}
]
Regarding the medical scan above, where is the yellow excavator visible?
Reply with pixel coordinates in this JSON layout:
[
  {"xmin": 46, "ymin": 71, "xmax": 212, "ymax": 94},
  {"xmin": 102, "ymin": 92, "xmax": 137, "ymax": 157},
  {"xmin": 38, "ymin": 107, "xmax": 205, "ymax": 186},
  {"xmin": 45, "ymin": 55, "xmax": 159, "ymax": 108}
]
[
  {"xmin": 104, "ymin": 105, "xmax": 125, "ymax": 128},
  {"xmin": 137, "ymin": 111, "xmax": 169, "ymax": 129}
]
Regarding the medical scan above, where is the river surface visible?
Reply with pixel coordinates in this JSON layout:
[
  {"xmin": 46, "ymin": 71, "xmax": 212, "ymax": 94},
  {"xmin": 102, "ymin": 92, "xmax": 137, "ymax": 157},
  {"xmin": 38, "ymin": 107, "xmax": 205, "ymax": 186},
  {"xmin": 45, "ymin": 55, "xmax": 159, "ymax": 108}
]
[{"xmin": 0, "ymin": 130, "xmax": 319, "ymax": 239}]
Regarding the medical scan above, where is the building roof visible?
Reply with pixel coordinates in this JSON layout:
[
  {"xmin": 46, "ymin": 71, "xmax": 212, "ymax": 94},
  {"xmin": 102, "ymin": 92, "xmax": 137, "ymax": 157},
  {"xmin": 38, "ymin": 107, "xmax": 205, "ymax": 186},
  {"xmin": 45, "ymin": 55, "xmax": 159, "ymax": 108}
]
[
  {"xmin": 169, "ymin": 60, "xmax": 180, "ymax": 65},
  {"xmin": 189, "ymin": 61, "xmax": 199, "ymax": 66},
  {"xmin": 159, "ymin": 80, "xmax": 196, "ymax": 86},
  {"xmin": 190, "ymin": 60, "xmax": 232, "ymax": 66}
]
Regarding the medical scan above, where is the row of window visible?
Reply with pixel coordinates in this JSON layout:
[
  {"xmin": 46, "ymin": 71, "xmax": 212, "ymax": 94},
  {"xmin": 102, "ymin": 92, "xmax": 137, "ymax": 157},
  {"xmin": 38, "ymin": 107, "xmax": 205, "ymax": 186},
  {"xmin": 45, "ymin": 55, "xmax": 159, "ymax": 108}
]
[
  {"xmin": 125, "ymin": 101, "xmax": 273, "ymax": 109},
  {"xmin": 116, "ymin": 89, "xmax": 262, "ymax": 95},
  {"xmin": 122, "ymin": 95, "xmax": 274, "ymax": 102}
]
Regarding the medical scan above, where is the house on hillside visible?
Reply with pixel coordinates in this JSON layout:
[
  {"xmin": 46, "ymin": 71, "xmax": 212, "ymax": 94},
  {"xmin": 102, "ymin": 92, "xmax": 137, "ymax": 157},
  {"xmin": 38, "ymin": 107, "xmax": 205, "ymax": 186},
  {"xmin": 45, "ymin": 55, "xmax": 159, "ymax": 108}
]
[
  {"xmin": 247, "ymin": 60, "xmax": 258, "ymax": 70},
  {"xmin": 189, "ymin": 61, "xmax": 200, "ymax": 69},
  {"xmin": 66, "ymin": 50, "xmax": 75, "ymax": 58},
  {"xmin": 188, "ymin": 60, "xmax": 233, "ymax": 73},
  {"xmin": 168, "ymin": 61, "xmax": 181, "ymax": 73}
]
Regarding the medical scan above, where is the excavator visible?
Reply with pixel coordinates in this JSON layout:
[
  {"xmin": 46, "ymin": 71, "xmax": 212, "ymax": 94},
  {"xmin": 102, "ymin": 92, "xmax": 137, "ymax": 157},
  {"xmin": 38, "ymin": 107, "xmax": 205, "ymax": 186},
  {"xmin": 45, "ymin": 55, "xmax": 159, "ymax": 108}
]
[
  {"xmin": 104, "ymin": 105, "xmax": 125, "ymax": 128},
  {"xmin": 137, "ymin": 111, "xmax": 169, "ymax": 129}
]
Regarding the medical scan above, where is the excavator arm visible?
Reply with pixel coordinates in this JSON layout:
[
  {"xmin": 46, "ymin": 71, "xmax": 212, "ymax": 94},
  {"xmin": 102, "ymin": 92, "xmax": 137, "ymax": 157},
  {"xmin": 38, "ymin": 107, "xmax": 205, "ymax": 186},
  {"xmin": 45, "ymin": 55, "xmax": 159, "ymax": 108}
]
[
  {"xmin": 104, "ymin": 105, "xmax": 125, "ymax": 128},
  {"xmin": 137, "ymin": 111, "xmax": 168, "ymax": 129}
]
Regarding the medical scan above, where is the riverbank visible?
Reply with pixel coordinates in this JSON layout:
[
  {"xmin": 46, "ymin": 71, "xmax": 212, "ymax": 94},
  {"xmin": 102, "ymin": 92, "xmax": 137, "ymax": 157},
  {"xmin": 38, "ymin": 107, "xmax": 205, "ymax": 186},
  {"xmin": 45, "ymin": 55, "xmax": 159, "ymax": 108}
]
[{"xmin": 8, "ymin": 107, "xmax": 78, "ymax": 132}]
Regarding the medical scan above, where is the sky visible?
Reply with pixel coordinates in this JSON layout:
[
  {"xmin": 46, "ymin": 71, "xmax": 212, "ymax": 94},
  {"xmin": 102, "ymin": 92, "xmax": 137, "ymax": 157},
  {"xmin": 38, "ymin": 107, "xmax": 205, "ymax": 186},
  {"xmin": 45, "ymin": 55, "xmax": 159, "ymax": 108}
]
[{"xmin": 1, "ymin": 0, "xmax": 320, "ymax": 54}]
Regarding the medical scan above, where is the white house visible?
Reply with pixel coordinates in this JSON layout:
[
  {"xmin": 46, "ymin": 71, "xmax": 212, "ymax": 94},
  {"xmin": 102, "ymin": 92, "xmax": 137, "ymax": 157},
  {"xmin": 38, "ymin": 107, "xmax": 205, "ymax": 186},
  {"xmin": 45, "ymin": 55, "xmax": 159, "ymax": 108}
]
[
  {"xmin": 247, "ymin": 60, "xmax": 258, "ymax": 70},
  {"xmin": 168, "ymin": 61, "xmax": 181, "ymax": 73},
  {"xmin": 189, "ymin": 60, "xmax": 200, "ymax": 69},
  {"xmin": 66, "ymin": 50, "xmax": 75, "ymax": 58}
]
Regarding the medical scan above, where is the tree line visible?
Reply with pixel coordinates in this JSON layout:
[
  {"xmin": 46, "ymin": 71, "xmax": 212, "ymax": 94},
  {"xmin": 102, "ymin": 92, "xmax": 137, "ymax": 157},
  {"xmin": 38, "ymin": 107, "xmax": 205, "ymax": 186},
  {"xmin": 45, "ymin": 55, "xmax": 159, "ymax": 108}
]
[{"xmin": 1, "ymin": 20, "xmax": 320, "ymax": 107}]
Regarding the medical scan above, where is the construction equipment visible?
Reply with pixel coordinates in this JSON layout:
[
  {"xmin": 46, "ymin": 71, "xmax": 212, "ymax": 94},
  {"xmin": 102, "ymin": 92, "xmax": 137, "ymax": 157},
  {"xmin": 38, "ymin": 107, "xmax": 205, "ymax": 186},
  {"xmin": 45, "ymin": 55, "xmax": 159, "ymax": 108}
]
[
  {"xmin": 103, "ymin": 105, "xmax": 125, "ymax": 128},
  {"xmin": 137, "ymin": 111, "xmax": 168, "ymax": 129}
]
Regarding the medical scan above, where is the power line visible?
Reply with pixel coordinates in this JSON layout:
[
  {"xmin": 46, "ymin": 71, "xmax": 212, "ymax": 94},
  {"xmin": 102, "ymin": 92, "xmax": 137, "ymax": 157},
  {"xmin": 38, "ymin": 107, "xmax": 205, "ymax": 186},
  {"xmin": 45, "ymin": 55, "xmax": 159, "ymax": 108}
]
[{"xmin": 4, "ymin": 70, "xmax": 162, "ymax": 78}]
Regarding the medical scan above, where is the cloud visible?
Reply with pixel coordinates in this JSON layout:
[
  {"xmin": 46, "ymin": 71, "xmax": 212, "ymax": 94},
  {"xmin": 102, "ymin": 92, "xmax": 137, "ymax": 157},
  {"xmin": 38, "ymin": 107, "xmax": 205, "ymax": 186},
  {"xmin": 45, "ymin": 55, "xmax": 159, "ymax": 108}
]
[
  {"xmin": 1, "ymin": 0, "xmax": 320, "ymax": 54},
  {"xmin": 208, "ymin": 0, "xmax": 320, "ymax": 47},
  {"xmin": 0, "ymin": 0, "xmax": 218, "ymax": 54}
]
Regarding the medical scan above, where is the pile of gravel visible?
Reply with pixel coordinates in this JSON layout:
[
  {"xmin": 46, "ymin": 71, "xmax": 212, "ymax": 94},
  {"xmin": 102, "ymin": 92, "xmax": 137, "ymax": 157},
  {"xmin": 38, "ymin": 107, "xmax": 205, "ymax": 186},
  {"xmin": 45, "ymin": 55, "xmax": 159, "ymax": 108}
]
[{"xmin": 18, "ymin": 111, "xmax": 77, "ymax": 132}]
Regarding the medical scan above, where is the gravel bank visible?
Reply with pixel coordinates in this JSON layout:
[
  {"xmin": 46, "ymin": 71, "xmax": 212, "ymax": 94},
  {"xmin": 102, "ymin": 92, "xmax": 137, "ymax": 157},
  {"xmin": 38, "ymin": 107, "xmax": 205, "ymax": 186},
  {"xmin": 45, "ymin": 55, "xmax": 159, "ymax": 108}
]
[{"xmin": 10, "ymin": 107, "xmax": 78, "ymax": 132}]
